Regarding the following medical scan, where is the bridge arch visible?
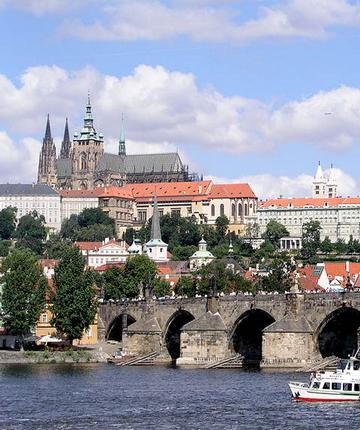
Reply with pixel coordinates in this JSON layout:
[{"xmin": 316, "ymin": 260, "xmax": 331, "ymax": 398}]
[
  {"xmin": 229, "ymin": 309, "xmax": 275, "ymax": 366},
  {"xmin": 106, "ymin": 313, "xmax": 136, "ymax": 342},
  {"xmin": 317, "ymin": 306, "xmax": 360, "ymax": 358},
  {"xmin": 164, "ymin": 310, "xmax": 195, "ymax": 361}
]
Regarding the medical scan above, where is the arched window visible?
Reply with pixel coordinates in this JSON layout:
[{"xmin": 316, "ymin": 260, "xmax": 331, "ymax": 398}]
[
  {"xmin": 232, "ymin": 204, "xmax": 235, "ymax": 217},
  {"xmin": 238, "ymin": 203, "xmax": 243, "ymax": 217},
  {"xmin": 244, "ymin": 203, "xmax": 248, "ymax": 216},
  {"xmin": 211, "ymin": 204, "xmax": 215, "ymax": 217},
  {"xmin": 220, "ymin": 204, "xmax": 225, "ymax": 216}
]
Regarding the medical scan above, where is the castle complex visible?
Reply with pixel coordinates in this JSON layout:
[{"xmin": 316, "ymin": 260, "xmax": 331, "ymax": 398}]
[{"xmin": 37, "ymin": 96, "xmax": 193, "ymax": 190}]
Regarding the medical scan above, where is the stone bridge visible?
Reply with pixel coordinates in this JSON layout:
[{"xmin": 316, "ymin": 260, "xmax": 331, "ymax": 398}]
[{"xmin": 99, "ymin": 292, "xmax": 360, "ymax": 367}]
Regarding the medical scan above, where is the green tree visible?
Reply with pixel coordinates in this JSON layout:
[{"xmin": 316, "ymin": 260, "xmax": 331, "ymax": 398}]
[
  {"xmin": 170, "ymin": 245, "xmax": 198, "ymax": 261},
  {"xmin": 215, "ymin": 215, "xmax": 229, "ymax": 241},
  {"xmin": 262, "ymin": 220, "xmax": 289, "ymax": 248},
  {"xmin": 0, "ymin": 207, "xmax": 17, "ymax": 240},
  {"xmin": 320, "ymin": 236, "xmax": 333, "ymax": 254},
  {"xmin": 174, "ymin": 276, "xmax": 197, "ymax": 297},
  {"xmin": 102, "ymin": 267, "xmax": 125, "ymax": 300},
  {"xmin": 0, "ymin": 249, "xmax": 47, "ymax": 335},
  {"xmin": 334, "ymin": 239, "xmax": 348, "ymax": 255},
  {"xmin": 15, "ymin": 211, "xmax": 46, "ymax": 255},
  {"xmin": 123, "ymin": 254, "xmax": 157, "ymax": 291},
  {"xmin": 301, "ymin": 220, "xmax": 321, "ymax": 261},
  {"xmin": 123, "ymin": 227, "xmax": 136, "ymax": 245},
  {"xmin": 75, "ymin": 224, "xmax": 115, "ymax": 242},
  {"xmin": 153, "ymin": 278, "xmax": 172, "ymax": 298},
  {"xmin": 60, "ymin": 214, "xmax": 79, "ymax": 240},
  {"xmin": 260, "ymin": 254, "xmax": 295, "ymax": 293},
  {"xmin": 51, "ymin": 247, "xmax": 97, "ymax": 345},
  {"xmin": 78, "ymin": 207, "xmax": 114, "ymax": 229},
  {"xmin": 0, "ymin": 240, "xmax": 11, "ymax": 257},
  {"xmin": 45, "ymin": 235, "xmax": 73, "ymax": 259}
]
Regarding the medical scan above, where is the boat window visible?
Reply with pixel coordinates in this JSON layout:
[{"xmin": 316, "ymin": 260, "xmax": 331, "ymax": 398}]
[
  {"xmin": 331, "ymin": 383, "xmax": 341, "ymax": 390},
  {"xmin": 354, "ymin": 362, "xmax": 360, "ymax": 371},
  {"xmin": 312, "ymin": 382, "xmax": 320, "ymax": 389},
  {"xmin": 343, "ymin": 383, "xmax": 353, "ymax": 391},
  {"xmin": 322, "ymin": 382, "xmax": 330, "ymax": 389},
  {"xmin": 346, "ymin": 363, "xmax": 351, "ymax": 370},
  {"xmin": 355, "ymin": 384, "xmax": 360, "ymax": 392}
]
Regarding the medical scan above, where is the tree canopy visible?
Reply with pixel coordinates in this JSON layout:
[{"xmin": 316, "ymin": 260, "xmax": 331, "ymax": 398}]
[
  {"xmin": 262, "ymin": 220, "xmax": 289, "ymax": 248},
  {"xmin": 0, "ymin": 249, "xmax": 47, "ymax": 335},
  {"xmin": 0, "ymin": 207, "xmax": 17, "ymax": 240},
  {"xmin": 51, "ymin": 247, "xmax": 97, "ymax": 344},
  {"xmin": 15, "ymin": 211, "xmax": 47, "ymax": 255}
]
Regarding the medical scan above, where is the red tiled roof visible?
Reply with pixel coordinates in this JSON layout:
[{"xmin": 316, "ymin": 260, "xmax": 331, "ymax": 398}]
[
  {"xmin": 97, "ymin": 186, "xmax": 134, "ymax": 199},
  {"xmin": 260, "ymin": 197, "xmax": 360, "ymax": 209},
  {"xmin": 94, "ymin": 263, "xmax": 125, "ymax": 272},
  {"xmin": 74, "ymin": 241, "xmax": 102, "ymax": 251},
  {"xmin": 297, "ymin": 266, "xmax": 324, "ymax": 292},
  {"xmin": 324, "ymin": 262, "xmax": 360, "ymax": 278},
  {"xmin": 209, "ymin": 184, "xmax": 256, "ymax": 199},
  {"xmin": 38, "ymin": 259, "xmax": 59, "ymax": 269},
  {"xmin": 59, "ymin": 189, "xmax": 104, "ymax": 198}
]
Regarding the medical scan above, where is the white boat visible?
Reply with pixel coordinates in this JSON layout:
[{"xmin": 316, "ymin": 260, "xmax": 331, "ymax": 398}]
[{"xmin": 289, "ymin": 350, "xmax": 360, "ymax": 402}]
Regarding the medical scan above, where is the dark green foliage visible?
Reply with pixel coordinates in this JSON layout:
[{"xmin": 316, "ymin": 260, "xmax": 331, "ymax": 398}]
[
  {"xmin": 262, "ymin": 220, "xmax": 289, "ymax": 248},
  {"xmin": 153, "ymin": 278, "xmax": 172, "ymax": 298},
  {"xmin": 123, "ymin": 254, "xmax": 157, "ymax": 290},
  {"xmin": 75, "ymin": 224, "xmax": 115, "ymax": 242},
  {"xmin": 320, "ymin": 236, "xmax": 333, "ymax": 254},
  {"xmin": 301, "ymin": 220, "xmax": 321, "ymax": 261},
  {"xmin": 78, "ymin": 208, "xmax": 114, "ymax": 229},
  {"xmin": 123, "ymin": 227, "xmax": 136, "ymax": 245},
  {"xmin": 174, "ymin": 276, "xmax": 197, "ymax": 297},
  {"xmin": 60, "ymin": 208, "xmax": 115, "ymax": 242},
  {"xmin": 0, "ymin": 249, "xmax": 47, "ymax": 335},
  {"xmin": 15, "ymin": 211, "xmax": 46, "ymax": 255},
  {"xmin": 60, "ymin": 214, "xmax": 79, "ymax": 240},
  {"xmin": 51, "ymin": 247, "xmax": 97, "ymax": 344},
  {"xmin": 102, "ymin": 267, "xmax": 125, "ymax": 300},
  {"xmin": 45, "ymin": 235, "xmax": 73, "ymax": 259},
  {"xmin": 0, "ymin": 240, "xmax": 11, "ymax": 257},
  {"xmin": 170, "ymin": 245, "xmax": 197, "ymax": 261},
  {"xmin": 0, "ymin": 207, "xmax": 17, "ymax": 240},
  {"xmin": 215, "ymin": 215, "xmax": 229, "ymax": 241},
  {"xmin": 258, "ymin": 254, "xmax": 295, "ymax": 293}
]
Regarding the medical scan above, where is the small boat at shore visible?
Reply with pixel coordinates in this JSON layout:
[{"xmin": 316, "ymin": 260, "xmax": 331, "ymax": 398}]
[{"xmin": 289, "ymin": 349, "xmax": 360, "ymax": 402}]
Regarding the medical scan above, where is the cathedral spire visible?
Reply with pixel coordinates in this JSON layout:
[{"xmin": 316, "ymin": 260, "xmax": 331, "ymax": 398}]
[
  {"xmin": 118, "ymin": 113, "xmax": 126, "ymax": 156},
  {"xmin": 60, "ymin": 117, "xmax": 71, "ymax": 159},
  {"xmin": 37, "ymin": 114, "xmax": 57, "ymax": 186},
  {"xmin": 45, "ymin": 113, "xmax": 52, "ymax": 140}
]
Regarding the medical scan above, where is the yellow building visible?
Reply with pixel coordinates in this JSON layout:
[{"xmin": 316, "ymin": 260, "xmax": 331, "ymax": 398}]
[{"xmin": 36, "ymin": 307, "xmax": 98, "ymax": 346}]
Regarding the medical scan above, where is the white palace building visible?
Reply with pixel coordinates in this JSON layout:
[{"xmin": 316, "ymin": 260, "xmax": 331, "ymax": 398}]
[{"xmin": 258, "ymin": 163, "xmax": 360, "ymax": 243}]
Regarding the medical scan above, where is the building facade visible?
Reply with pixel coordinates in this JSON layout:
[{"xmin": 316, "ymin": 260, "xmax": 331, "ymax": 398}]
[
  {"xmin": 0, "ymin": 184, "xmax": 61, "ymax": 231},
  {"xmin": 258, "ymin": 197, "xmax": 360, "ymax": 242},
  {"xmin": 37, "ymin": 97, "xmax": 193, "ymax": 190},
  {"xmin": 313, "ymin": 162, "xmax": 338, "ymax": 199}
]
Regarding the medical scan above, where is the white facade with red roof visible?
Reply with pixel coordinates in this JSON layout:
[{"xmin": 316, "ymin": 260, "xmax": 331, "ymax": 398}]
[
  {"xmin": 258, "ymin": 197, "xmax": 360, "ymax": 242},
  {"xmin": 75, "ymin": 238, "xmax": 128, "ymax": 268}
]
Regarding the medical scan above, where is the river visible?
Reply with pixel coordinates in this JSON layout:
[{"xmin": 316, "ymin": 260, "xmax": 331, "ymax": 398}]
[{"xmin": 1, "ymin": 364, "xmax": 359, "ymax": 429}]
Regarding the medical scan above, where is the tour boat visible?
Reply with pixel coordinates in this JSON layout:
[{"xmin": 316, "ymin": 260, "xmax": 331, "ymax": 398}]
[{"xmin": 289, "ymin": 350, "xmax": 360, "ymax": 402}]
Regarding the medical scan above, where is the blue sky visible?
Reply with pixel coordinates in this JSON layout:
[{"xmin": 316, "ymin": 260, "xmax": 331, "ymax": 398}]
[{"xmin": 0, "ymin": 0, "xmax": 360, "ymax": 198}]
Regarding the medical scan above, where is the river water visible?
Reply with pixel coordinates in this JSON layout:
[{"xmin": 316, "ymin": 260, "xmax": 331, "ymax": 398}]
[{"xmin": 1, "ymin": 364, "xmax": 360, "ymax": 429}]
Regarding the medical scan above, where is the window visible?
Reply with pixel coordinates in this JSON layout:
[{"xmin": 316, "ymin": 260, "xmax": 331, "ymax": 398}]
[
  {"xmin": 312, "ymin": 382, "xmax": 320, "ymax": 389},
  {"xmin": 211, "ymin": 204, "xmax": 215, "ymax": 217},
  {"xmin": 220, "ymin": 204, "xmax": 225, "ymax": 216},
  {"xmin": 322, "ymin": 382, "xmax": 330, "ymax": 389},
  {"xmin": 238, "ymin": 203, "xmax": 242, "ymax": 217},
  {"xmin": 354, "ymin": 384, "xmax": 360, "ymax": 392},
  {"xmin": 41, "ymin": 314, "xmax": 48, "ymax": 323},
  {"xmin": 354, "ymin": 362, "xmax": 360, "ymax": 370},
  {"xmin": 343, "ymin": 383, "xmax": 352, "ymax": 391},
  {"xmin": 331, "ymin": 383, "xmax": 341, "ymax": 390},
  {"xmin": 232, "ymin": 204, "xmax": 235, "ymax": 217}
]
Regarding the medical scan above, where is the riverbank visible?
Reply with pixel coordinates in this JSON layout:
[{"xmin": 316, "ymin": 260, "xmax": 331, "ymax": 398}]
[{"xmin": 0, "ymin": 341, "xmax": 120, "ymax": 364}]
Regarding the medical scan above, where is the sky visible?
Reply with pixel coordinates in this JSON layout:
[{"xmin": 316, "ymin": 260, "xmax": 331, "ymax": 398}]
[{"xmin": 0, "ymin": 0, "xmax": 360, "ymax": 199}]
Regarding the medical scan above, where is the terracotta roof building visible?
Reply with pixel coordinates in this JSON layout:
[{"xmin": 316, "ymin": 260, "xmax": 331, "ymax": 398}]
[{"xmin": 258, "ymin": 196, "xmax": 360, "ymax": 242}]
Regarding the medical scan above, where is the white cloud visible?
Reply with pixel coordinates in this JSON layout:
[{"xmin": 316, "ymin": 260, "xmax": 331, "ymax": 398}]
[
  {"xmin": 0, "ymin": 132, "xmax": 41, "ymax": 182},
  {"xmin": 207, "ymin": 167, "xmax": 359, "ymax": 200},
  {"xmin": 1, "ymin": 64, "xmax": 360, "ymax": 168},
  {"xmin": 60, "ymin": 0, "xmax": 360, "ymax": 43}
]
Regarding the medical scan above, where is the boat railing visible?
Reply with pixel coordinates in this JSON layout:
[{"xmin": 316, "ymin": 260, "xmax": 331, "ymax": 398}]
[{"xmin": 289, "ymin": 381, "xmax": 309, "ymax": 388}]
